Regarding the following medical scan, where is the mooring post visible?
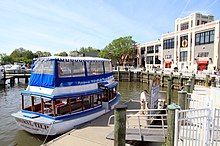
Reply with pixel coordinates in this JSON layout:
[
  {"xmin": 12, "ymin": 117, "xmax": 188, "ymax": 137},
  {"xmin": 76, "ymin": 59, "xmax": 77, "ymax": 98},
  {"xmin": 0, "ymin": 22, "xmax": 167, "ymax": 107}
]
[
  {"xmin": 25, "ymin": 77, "xmax": 29, "ymax": 83},
  {"xmin": 167, "ymin": 78, "xmax": 172, "ymax": 105},
  {"xmin": 184, "ymin": 82, "xmax": 191, "ymax": 93},
  {"xmin": 114, "ymin": 104, "xmax": 127, "ymax": 146},
  {"xmin": 178, "ymin": 90, "xmax": 187, "ymax": 110},
  {"xmin": 205, "ymin": 74, "xmax": 210, "ymax": 87},
  {"xmin": 128, "ymin": 70, "xmax": 131, "ymax": 82},
  {"xmin": 3, "ymin": 67, "xmax": 6, "ymax": 88},
  {"xmin": 117, "ymin": 67, "xmax": 120, "ymax": 81},
  {"xmin": 211, "ymin": 81, "xmax": 216, "ymax": 87},
  {"xmin": 167, "ymin": 103, "xmax": 180, "ymax": 146},
  {"xmin": 160, "ymin": 71, "xmax": 164, "ymax": 87},
  {"xmin": 147, "ymin": 70, "xmax": 149, "ymax": 84},
  {"xmin": 178, "ymin": 73, "xmax": 183, "ymax": 89},
  {"xmin": 190, "ymin": 74, "xmax": 196, "ymax": 92}
]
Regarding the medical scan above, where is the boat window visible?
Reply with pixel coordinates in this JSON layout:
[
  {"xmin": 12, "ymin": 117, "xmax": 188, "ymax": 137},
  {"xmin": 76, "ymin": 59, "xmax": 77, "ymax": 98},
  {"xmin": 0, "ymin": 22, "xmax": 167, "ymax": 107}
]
[
  {"xmin": 32, "ymin": 60, "xmax": 54, "ymax": 75},
  {"xmin": 104, "ymin": 61, "xmax": 112, "ymax": 73},
  {"xmin": 86, "ymin": 62, "xmax": 104, "ymax": 76},
  {"xmin": 58, "ymin": 61, "xmax": 85, "ymax": 77}
]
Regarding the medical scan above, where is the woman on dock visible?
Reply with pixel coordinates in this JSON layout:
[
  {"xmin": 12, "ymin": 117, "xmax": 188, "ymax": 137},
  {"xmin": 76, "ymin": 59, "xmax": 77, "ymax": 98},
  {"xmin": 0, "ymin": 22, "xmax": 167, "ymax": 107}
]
[{"xmin": 140, "ymin": 90, "xmax": 148, "ymax": 114}]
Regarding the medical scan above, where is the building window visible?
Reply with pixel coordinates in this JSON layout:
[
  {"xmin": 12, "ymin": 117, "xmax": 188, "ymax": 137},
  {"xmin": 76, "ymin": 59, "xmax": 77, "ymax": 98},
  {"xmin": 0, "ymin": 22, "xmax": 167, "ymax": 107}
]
[
  {"xmin": 181, "ymin": 22, "xmax": 189, "ymax": 30},
  {"xmin": 210, "ymin": 30, "xmax": 214, "ymax": 43},
  {"xmin": 141, "ymin": 47, "xmax": 145, "ymax": 54},
  {"xmin": 205, "ymin": 31, "xmax": 210, "ymax": 44},
  {"xmin": 163, "ymin": 38, "xmax": 174, "ymax": 49},
  {"xmin": 197, "ymin": 20, "xmax": 200, "ymax": 26},
  {"xmin": 165, "ymin": 55, "xmax": 172, "ymax": 59},
  {"xmin": 155, "ymin": 56, "xmax": 161, "ymax": 64},
  {"xmin": 196, "ymin": 33, "xmax": 200, "ymax": 45},
  {"xmin": 146, "ymin": 56, "xmax": 153, "ymax": 64},
  {"xmin": 180, "ymin": 51, "xmax": 187, "ymax": 62},
  {"xmin": 191, "ymin": 20, "xmax": 193, "ymax": 27},
  {"xmin": 147, "ymin": 46, "xmax": 154, "ymax": 54},
  {"xmin": 155, "ymin": 45, "xmax": 160, "ymax": 53},
  {"xmin": 200, "ymin": 32, "xmax": 205, "ymax": 44},
  {"xmin": 198, "ymin": 52, "xmax": 209, "ymax": 57},
  {"xmin": 180, "ymin": 35, "xmax": 188, "ymax": 47},
  {"xmin": 195, "ymin": 29, "xmax": 214, "ymax": 45},
  {"xmin": 202, "ymin": 21, "xmax": 207, "ymax": 24}
]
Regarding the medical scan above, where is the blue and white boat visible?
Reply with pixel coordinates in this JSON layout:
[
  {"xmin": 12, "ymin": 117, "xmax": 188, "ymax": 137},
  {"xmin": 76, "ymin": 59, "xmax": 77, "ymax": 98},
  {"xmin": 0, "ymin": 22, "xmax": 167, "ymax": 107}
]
[{"xmin": 12, "ymin": 56, "xmax": 120, "ymax": 135}]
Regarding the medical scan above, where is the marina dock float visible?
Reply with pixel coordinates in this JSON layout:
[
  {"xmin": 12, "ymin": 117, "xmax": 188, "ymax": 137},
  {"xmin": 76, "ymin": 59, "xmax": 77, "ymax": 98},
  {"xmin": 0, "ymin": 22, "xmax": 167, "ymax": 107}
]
[{"xmin": 43, "ymin": 101, "xmax": 167, "ymax": 146}]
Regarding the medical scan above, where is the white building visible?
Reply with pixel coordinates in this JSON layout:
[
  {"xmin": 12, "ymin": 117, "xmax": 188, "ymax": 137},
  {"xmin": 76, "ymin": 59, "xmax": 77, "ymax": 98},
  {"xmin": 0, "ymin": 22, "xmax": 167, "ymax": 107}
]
[{"xmin": 137, "ymin": 13, "xmax": 220, "ymax": 72}]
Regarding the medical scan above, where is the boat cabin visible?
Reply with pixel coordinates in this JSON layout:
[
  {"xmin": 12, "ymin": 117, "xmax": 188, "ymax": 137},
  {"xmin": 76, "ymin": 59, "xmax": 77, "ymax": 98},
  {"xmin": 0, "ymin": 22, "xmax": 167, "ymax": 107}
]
[{"xmin": 20, "ymin": 56, "xmax": 118, "ymax": 119}]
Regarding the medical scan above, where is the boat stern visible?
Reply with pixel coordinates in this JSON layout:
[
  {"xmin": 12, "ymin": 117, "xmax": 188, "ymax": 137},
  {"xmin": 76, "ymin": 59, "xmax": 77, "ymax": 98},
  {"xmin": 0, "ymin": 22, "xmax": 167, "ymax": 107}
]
[{"xmin": 11, "ymin": 111, "xmax": 57, "ymax": 135}]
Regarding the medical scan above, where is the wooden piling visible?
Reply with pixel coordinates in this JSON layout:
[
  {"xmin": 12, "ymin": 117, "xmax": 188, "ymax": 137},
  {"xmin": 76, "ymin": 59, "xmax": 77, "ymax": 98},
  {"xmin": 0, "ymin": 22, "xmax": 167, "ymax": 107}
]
[
  {"xmin": 205, "ymin": 75, "xmax": 210, "ymax": 87},
  {"xmin": 190, "ymin": 74, "xmax": 195, "ymax": 92},
  {"xmin": 211, "ymin": 81, "xmax": 216, "ymax": 87},
  {"xmin": 178, "ymin": 90, "xmax": 187, "ymax": 110},
  {"xmin": 179, "ymin": 73, "xmax": 183, "ymax": 87},
  {"xmin": 128, "ymin": 70, "xmax": 131, "ymax": 82},
  {"xmin": 184, "ymin": 83, "xmax": 191, "ymax": 93},
  {"xmin": 160, "ymin": 71, "xmax": 164, "ymax": 87},
  {"xmin": 114, "ymin": 104, "xmax": 127, "ymax": 146},
  {"xmin": 3, "ymin": 68, "xmax": 6, "ymax": 88},
  {"xmin": 25, "ymin": 77, "xmax": 29, "ymax": 83},
  {"xmin": 118, "ymin": 69, "xmax": 120, "ymax": 81},
  {"xmin": 167, "ymin": 78, "xmax": 172, "ymax": 105},
  {"xmin": 167, "ymin": 103, "xmax": 180, "ymax": 146}
]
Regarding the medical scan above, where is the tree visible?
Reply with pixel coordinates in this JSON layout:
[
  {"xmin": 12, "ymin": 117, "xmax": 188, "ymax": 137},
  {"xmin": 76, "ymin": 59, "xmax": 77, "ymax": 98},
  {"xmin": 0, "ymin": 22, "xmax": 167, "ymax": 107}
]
[
  {"xmin": 35, "ymin": 51, "xmax": 51, "ymax": 57},
  {"xmin": 10, "ymin": 48, "xmax": 26, "ymax": 58},
  {"xmin": 69, "ymin": 50, "xmax": 83, "ymax": 57},
  {"xmin": 99, "ymin": 36, "xmax": 136, "ymax": 66},
  {"xmin": 54, "ymin": 51, "xmax": 68, "ymax": 56},
  {"xmin": 0, "ymin": 53, "xmax": 14, "ymax": 64},
  {"xmin": 79, "ymin": 46, "xmax": 99, "ymax": 53}
]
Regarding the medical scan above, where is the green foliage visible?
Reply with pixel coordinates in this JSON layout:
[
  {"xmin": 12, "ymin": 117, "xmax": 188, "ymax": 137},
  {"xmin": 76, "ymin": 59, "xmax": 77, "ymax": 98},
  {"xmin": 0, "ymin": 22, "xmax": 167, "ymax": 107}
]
[
  {"xmin": 0, "ymin": 53, "xmax": 14, "ymax": 64},
  {"xmin": 54, "ymin": 51, "xmax": 68, "ymax": 56},
  {"xmin": 99, "ymin": 36, "xmax": 136, "ymax": 65},
  {"xmin": 35, "ymin": 51, "xmax": 51, "ymax": 57},
  {"xmin": 69, "ymin": 50, "xmax": 83, "ymax": 57},
  {"xmin": 79, "ymin": 46, "xmax": 99, "ymax": 53}
]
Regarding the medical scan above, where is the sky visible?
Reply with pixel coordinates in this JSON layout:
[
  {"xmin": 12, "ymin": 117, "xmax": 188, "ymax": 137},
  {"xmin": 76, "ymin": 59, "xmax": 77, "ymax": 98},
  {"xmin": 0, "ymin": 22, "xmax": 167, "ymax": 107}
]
[{"xmin": 0, "ymin": 0, "xmax": 220, "ymax": 55}]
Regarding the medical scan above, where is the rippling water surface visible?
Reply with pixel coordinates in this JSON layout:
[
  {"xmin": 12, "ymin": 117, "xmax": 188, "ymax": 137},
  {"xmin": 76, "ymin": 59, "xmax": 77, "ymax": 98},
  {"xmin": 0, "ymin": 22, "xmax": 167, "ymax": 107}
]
[{"xmin": 0, "ymin": 80, "xmax": 177, "ymax": 146}]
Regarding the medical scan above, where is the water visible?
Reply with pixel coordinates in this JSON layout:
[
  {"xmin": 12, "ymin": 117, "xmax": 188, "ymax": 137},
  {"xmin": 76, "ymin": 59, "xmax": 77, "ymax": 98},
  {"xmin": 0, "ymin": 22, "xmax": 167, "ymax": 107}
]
[{"xmin": 0, "ymin": 80, "xmax": 178, "ymax": 146}]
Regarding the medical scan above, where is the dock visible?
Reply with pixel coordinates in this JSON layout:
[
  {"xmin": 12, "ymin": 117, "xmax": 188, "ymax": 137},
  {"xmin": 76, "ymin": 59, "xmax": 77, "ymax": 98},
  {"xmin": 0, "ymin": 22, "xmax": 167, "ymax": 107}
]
[
  {"xmin": 0, "ymin": 73, "xmax": 30, "ymax": 87},
  {"xmin": 43, "ymin": 101, "xmax": 166, "ymax": 146}
]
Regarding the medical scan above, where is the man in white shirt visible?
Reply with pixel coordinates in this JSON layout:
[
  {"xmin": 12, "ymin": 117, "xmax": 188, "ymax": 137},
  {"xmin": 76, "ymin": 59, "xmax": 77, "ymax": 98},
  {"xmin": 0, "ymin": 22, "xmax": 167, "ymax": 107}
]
[{"xmin": 140, "ymin": 90, "xmax": 148, "ymax": 114}]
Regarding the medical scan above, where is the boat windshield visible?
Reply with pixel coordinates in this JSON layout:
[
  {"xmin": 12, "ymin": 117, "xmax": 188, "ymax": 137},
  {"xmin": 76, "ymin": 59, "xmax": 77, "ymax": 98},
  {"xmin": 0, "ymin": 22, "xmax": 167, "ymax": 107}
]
[
  {"xmin": 104, "ymin": 61, "xmax": 112, "ymax": 73},
  {"xmin": 58, "ymin": 61, "xmax": 85, "ymax": 77},
  {"xmin": 86, "ymin": 62, "xmax": 104, "ymax": 76},
  {"xmin": 32, "ymin": 60, "xmax": 54, "ymax": 75}
]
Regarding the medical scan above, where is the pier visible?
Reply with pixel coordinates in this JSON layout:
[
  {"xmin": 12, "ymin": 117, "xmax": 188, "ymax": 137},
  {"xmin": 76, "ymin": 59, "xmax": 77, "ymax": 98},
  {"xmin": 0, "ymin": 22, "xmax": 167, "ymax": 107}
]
[
  {"xmin": 43, "ymin": 82, "xmax": 220, "ymax": 146},
  {"xmin": 1, "ymin": 73, "xmax": 30, "ymax": 87},
  {"xmin": 113, "ymin": 70, "xmax": 218, "ymax": 89}
]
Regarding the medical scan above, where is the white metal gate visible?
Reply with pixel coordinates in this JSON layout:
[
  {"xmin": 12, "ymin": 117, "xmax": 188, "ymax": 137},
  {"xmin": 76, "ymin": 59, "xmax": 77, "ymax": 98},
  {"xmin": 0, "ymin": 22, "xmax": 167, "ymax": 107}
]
[
  {"xmin": 175, "ymin": 108, "xmax": 211, "ymax": 146},
  {"xmin": 175, "ymin": 108, "xmax": 220, "ymax": 146},
  {"xmin": 210, "ymin": 108, "xmax": 220, "ymax": 146}
]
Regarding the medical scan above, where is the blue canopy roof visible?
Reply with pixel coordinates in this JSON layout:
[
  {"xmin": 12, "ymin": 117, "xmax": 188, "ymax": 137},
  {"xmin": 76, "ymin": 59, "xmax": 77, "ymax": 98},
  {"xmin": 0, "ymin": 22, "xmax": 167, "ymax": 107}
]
[{"xmin": 33, "ymin": 56, "xmax": 111, "ymax": 62}]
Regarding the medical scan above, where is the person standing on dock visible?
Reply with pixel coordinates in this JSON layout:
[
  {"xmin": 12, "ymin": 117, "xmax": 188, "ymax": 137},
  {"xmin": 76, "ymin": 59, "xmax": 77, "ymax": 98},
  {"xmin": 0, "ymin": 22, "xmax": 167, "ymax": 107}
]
[{"xmin": 140, "ymin": 90, "xmax": 148, "ymax": 114}]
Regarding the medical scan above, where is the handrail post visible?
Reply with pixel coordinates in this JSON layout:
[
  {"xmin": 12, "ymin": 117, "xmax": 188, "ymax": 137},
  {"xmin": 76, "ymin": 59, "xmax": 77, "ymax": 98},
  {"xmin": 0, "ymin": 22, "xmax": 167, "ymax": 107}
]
[
  {"xmin": 167, "ymin": 78, "xmax": 172, "ymax": 105},
  {"xmin": 114, "ymin": 104, "xmax": 127, "ymax": 146},
  {"xmin": 167, "ymin": 103, "xmax": 180, "ymax": 146}
]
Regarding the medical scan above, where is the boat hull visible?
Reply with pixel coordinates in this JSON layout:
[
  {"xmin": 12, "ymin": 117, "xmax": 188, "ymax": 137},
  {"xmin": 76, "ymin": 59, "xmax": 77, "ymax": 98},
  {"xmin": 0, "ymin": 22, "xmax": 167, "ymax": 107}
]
[{"xmin": 12, "ymin": 93, "xmax": 120, "ymax": 135}]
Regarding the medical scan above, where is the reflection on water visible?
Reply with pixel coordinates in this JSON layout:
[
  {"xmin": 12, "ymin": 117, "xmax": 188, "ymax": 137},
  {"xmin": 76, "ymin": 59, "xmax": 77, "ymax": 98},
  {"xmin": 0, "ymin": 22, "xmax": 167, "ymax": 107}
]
[{"xmin": 0, "ymin": 80, "xmax": 178, "ymax": 146}]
